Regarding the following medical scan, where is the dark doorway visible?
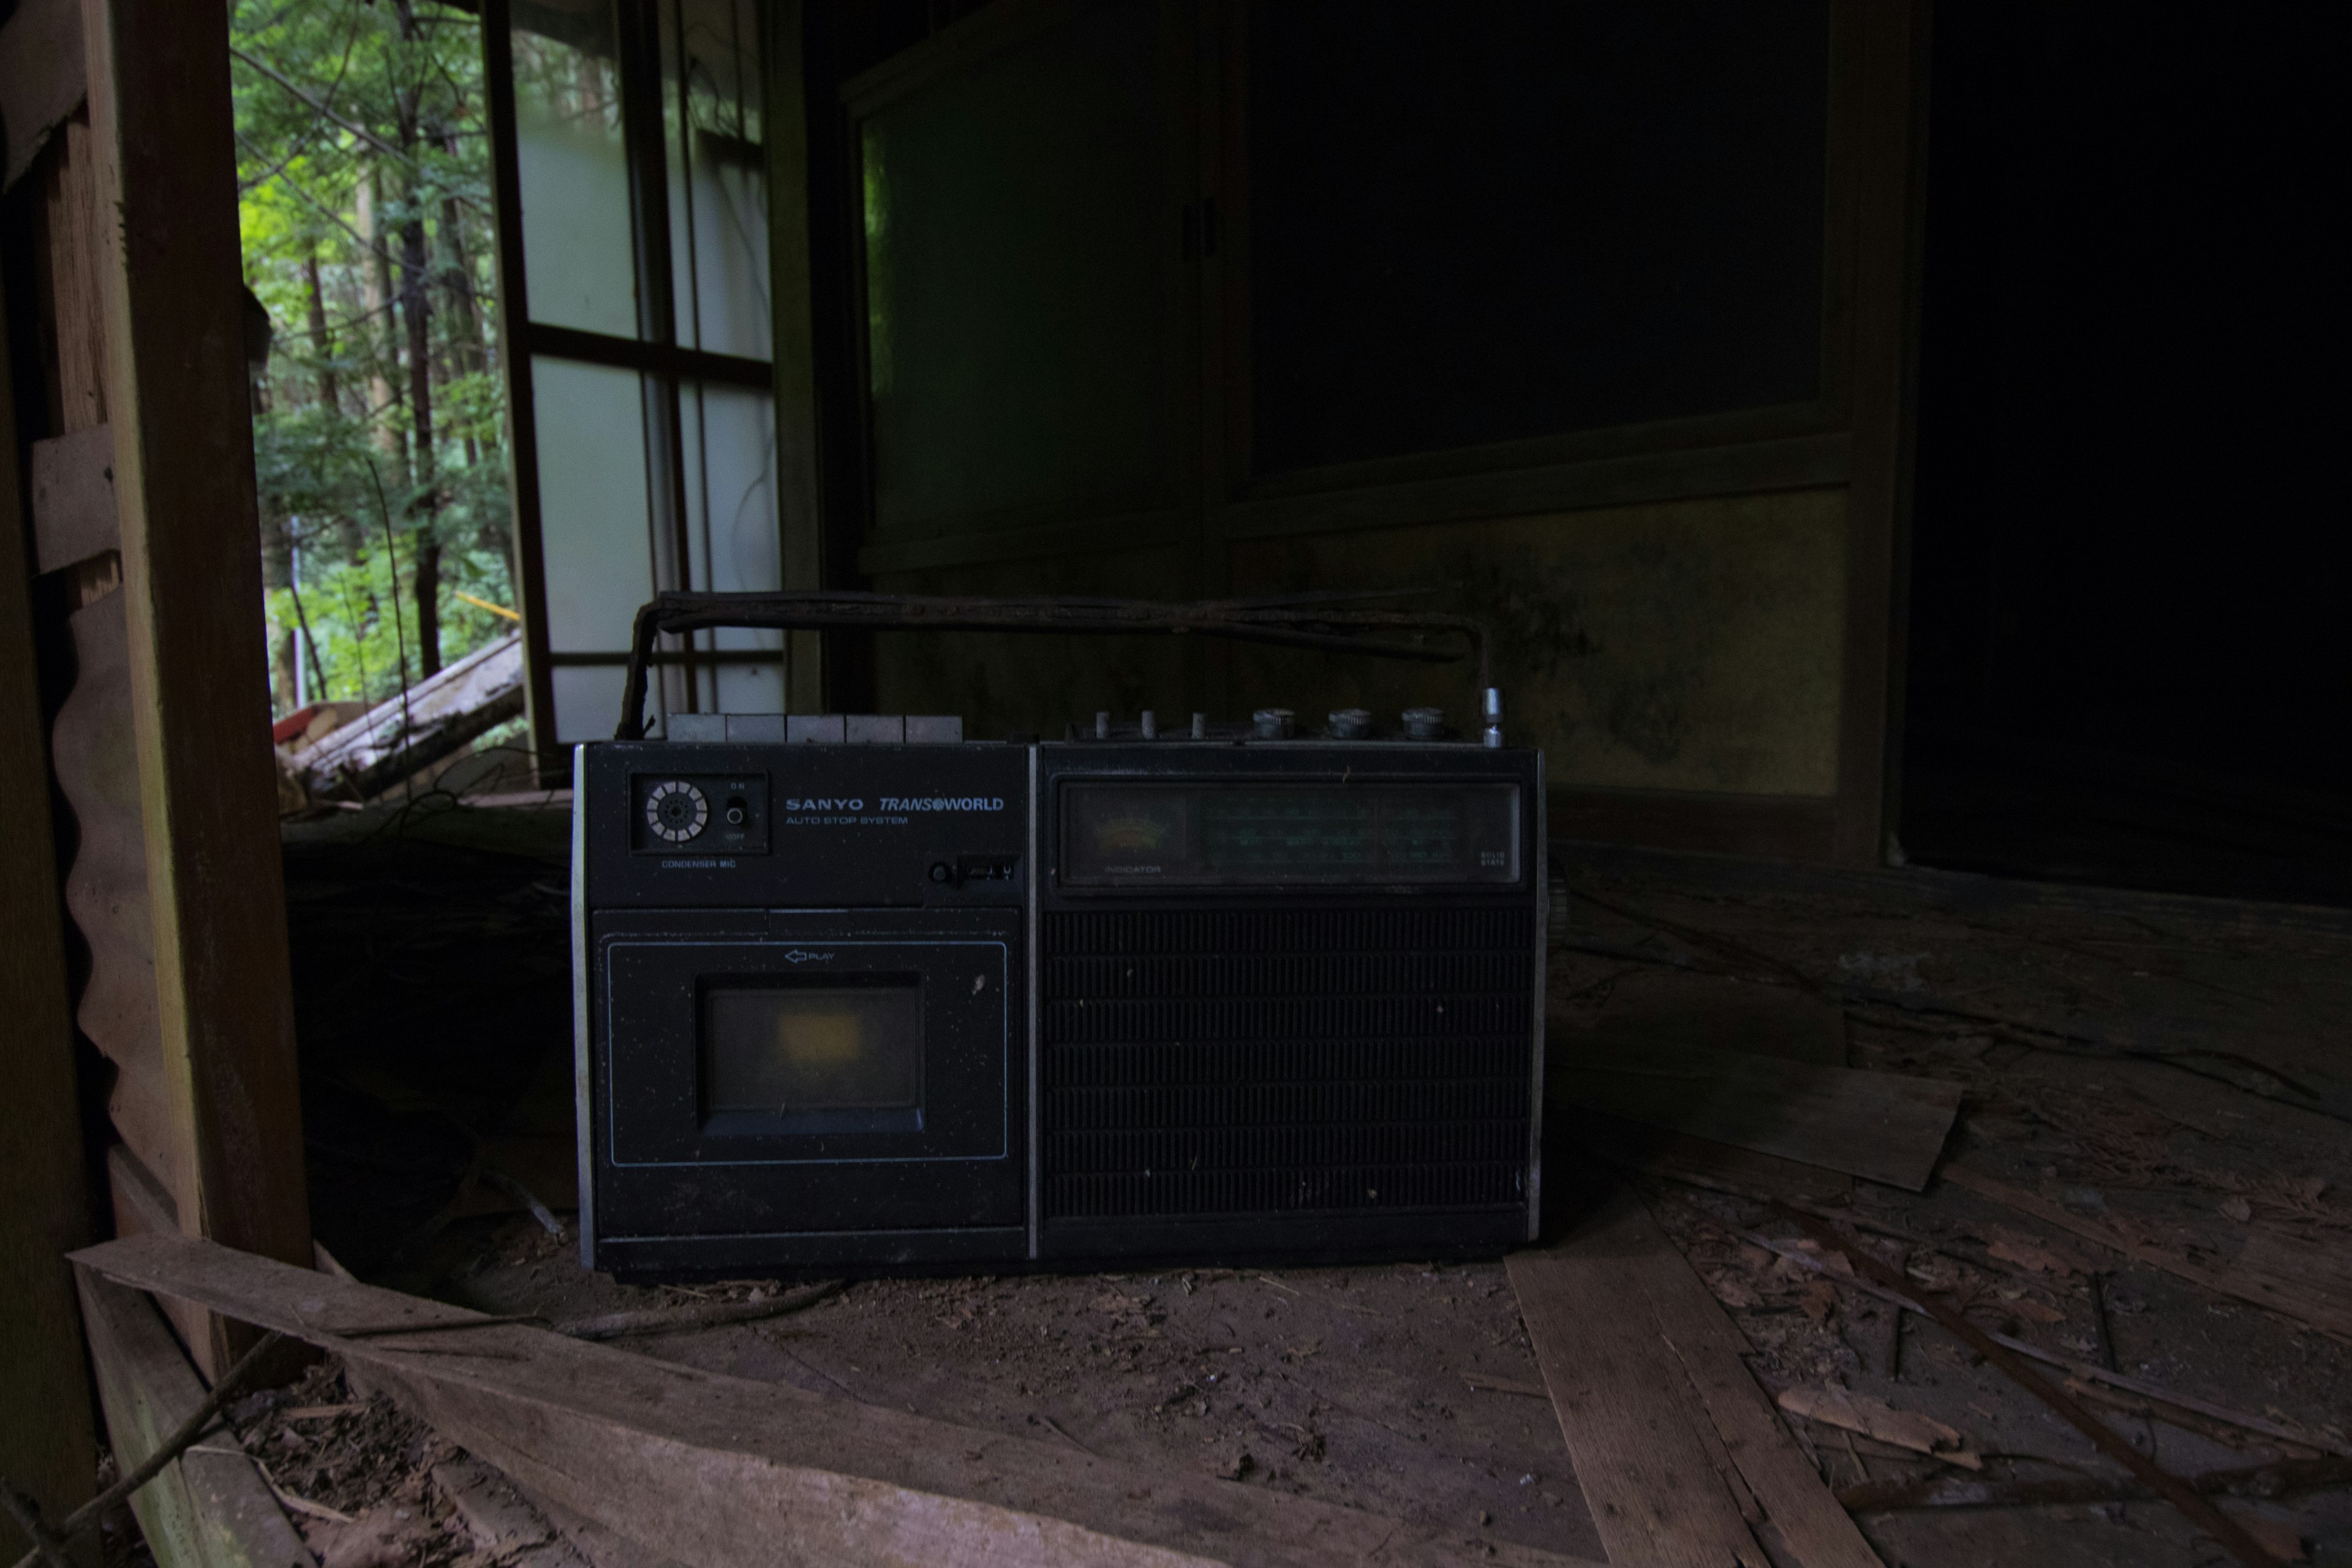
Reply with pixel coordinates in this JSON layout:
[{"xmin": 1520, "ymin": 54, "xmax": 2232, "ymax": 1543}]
[{"xmin": 1899, "ymin": 1, "xmax": 2349, "ymax": 905}]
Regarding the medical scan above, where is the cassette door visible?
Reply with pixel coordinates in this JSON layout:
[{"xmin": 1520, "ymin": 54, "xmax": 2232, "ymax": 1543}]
[{"xmin": 587, "ymin": 909, "xmax": 1024, "ymax": 1273}]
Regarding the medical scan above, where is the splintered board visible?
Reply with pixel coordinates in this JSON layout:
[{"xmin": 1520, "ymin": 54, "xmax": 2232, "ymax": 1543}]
[
  {"xmin": 1509, "ymin": 1194, "xmax": 1884, "ymax": 1568},
  {"xmin": 76, "ymin": 1232, "xmax": 1604, "ymax": 1568}
]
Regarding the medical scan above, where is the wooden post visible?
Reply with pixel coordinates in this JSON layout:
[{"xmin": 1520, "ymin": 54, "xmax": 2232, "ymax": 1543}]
[
  {"xmin": 766, "ymin": 0, "xmax": 828, "ymax": 714},
  {"xmin": 78, "ymin": 0, "xmax": 312, "ymax": 1373},
  {"xmin": 0, "ymin": 268, "xmax": 100, "ymax": 1568},
  {"xmin": 1833, "ymin": 0, "xmax": 1932, "ymax": 866}
]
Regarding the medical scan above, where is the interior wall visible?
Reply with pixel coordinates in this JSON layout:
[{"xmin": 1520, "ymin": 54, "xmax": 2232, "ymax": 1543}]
[
  {"xmin": 812, "ymin": 0, "xmax": 1924, "ymax": 864},
  {"xmin": 1220, "ymin": 491, "xmax": 1849, "ymax": 797},
  {"xmin": 869, "ymin": 544, "xmax": 1198, "ymax": 736},
  {"xmin": 1899, "ymin": 0, "xmax": 2348, "ymax": 903}
]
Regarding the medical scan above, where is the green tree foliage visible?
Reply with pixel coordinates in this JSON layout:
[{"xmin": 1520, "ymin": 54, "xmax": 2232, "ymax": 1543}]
[{"xmin": 234, "ymin": 0, "xmax": 514, "ymax": 715}]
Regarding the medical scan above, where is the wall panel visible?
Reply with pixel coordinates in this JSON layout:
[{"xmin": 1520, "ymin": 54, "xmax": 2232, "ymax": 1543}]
[
  {"xmin": 870, "ymin": 543, "xmax": 1196, "ymax": 739},
  {"xmin": 1224, "ymin": 488, "xmax": 1848, "ymax": 798}
]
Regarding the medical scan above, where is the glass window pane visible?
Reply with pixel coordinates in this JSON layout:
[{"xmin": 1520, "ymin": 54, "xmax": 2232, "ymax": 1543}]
[
  {"xmin": 663, "ymin": 0, "xmax": 772, "ymax": 360},
  {"xmin": 679, "ymin": 381, "xmax": 785, "ymax": 712},
  {"xmin": 551, "ymin": 662, "xmax": 630, "ymax": 745},
  {"xmin": 861, "ymin": 0, "xmax": 1166, "ymax": 532},
  {"xmin": 513, "ymin": 1, "xmax": 640, "ymax": 337},
  {"xmin": 1248, "ymin": 0, "xmax": 1830, "ymax": 473},
  {"xmin": 532, "ymin": 356, "xmax": 654, "ymax": 654}
]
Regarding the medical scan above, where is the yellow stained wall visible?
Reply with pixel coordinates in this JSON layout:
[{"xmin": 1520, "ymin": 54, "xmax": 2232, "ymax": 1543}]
[
  {"xmin": 871, "ymin": 543, "xmax": 1199, "ymax": 738},
  {"xmin": 1227, "ymin": 488, "xmax": 1848, "ymax": 797},
  {"xmin": 872, "ymin": 486, "xmax": 1848, "ymax": 799}
]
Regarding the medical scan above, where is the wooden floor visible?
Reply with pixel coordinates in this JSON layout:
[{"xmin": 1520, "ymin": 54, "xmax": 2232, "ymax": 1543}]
[{"xmin": 286, "ymin": 804, "xmax": 2352, "ymax": 1566}]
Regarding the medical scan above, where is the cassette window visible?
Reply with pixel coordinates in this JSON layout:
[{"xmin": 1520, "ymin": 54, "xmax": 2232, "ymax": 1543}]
[{"xmin": 701, "ymin": 977, "xmax": 924, "ymax": 1136}]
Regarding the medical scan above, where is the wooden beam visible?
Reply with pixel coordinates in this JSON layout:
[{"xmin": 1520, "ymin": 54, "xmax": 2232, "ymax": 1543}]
[
  {"xmin": 74, "ymin": 1268, "xmax": 312, "ymax": 1568},
  {"xmin": 1832, "ymin": 0, "xmax": 1931, "ymax": 866},
  {"xmin": 766, "ymin": 0, "xmax": 827, "ymax": 712},
  {"xmin": 1509, "ymin": 1194, "xmax": 1883, "ymax": 1568},
  {"xmin": 78, "ymin": 0, "xmax": 311, "ymax": 1373},
  {"xmin": 0, "ymin": 283, "xmax": 99, "ymax": 1568},
  {"xmin": 76, "ymin": 1232, "xmax": 1603, "ymax": 1568},
  {"xmin": 0, "ymin": 0, "xmax": 85, "ymax": 192}
]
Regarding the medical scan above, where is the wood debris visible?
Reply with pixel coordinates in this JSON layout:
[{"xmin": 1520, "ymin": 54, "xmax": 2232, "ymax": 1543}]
[
  {"xmin": 1945, "ymin": 1164, "xmax": 2352, "ymax": 1340},
  {"xmin": 1773, "ymin": 1385, "xmax": 1981, "ymax": 1469},
  {"xmin": 77, "ymin": 1233, "xmax": 1606, "ymax": 1568},
  {"xmin": 1509, "ymin": 1194, "xmax": 1884, "ymax": 1568}
]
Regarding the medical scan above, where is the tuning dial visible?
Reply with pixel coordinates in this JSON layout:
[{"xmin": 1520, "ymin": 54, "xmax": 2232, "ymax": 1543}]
[{"xmin": 644, "ymin": 779, "xmax": 709, "ymax": 843}]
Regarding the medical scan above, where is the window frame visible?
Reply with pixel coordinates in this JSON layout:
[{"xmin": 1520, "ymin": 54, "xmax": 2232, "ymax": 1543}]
[{"xmin": 484, "ymin": 0, "xmax": 784, "ymax": 772}]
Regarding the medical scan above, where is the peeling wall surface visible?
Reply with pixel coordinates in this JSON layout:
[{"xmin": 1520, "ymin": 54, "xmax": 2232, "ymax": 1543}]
[
  {"xmin": 870, "ymin": 488, "xmax": 1847, "ymax": 801},
  {"xmin": 871, "ymin": 544, "xmax": 1198, "ymax": 737},
  {"xmin": 1228, "ymin": 490, "xmax": 1848, "ymax": 797}
]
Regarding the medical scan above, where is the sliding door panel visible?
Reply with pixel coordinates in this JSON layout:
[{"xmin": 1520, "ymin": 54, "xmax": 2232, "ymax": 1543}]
[
  {"xmin": 513, "ymin": 4, "xmax": 641, "ymax": 338},
  {"xmin": 533, "ymin": 358, "xmax": 657, "ymax": 664},
  {"xmin": 1246, "ymin": 0, "xmax": 1831, "ymax": 478},
  {"xmin": 661, "ymin": 0, "xmax": 772, "ymax": 359},
  {"xmin": 858, "ymin": 0, "xmax": 1173, "ymax": 536}
]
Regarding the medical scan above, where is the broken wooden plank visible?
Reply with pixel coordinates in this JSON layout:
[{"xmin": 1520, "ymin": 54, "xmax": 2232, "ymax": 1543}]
[
  {"xmin": 1838, "ymin": 1455, "xmax": 2352, "ymax": 1513},
  {"xmin": 74, "ymin": 1268, "xmax": 311, "ymax": 1568},
  {"xmin": 1943, "ymin": 1166, "xmax": 2352, "ymax": 1341},
  {"xmin": 74, "ymin": 1233, "xmax": 1600, "ymax": 1568},
  {"xmin": 1550, "ymin": 1042, "xmax": 1961, "ymax": 1191},
  {"xmin": 430, "ymin": 1459, "xmax": 575, "ymax": 1568},
  {"xmin": 1509, "ymin": 1194, "xmax": 1883, "ymax": 1568},
  {"xmin": 1782, "ymin": 1207, "xmax": 2281, "ymax": 1568},
  {"xmin": 1773, "ymin": 1387, "xmax": 1981, "ymax": 1470},
  {"xmin": 290, "ymin": 635, "xmax": 524, "ymax": 801},
  {"xmin": 1737, "ymin": 1221, "xmax": 2350, "ymax": 1458},
  {"xmin": 518, "ymin": 1487, "xmax": 690, "ymax": 1568}
]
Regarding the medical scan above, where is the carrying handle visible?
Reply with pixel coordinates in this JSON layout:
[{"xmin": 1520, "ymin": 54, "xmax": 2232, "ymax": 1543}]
[{"xmin": 616, "ymin": 590, "xmax": 1493, "ymax": 741}]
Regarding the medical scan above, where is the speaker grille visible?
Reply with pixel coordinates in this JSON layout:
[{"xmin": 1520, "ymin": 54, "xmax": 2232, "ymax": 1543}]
[{"xmin": 1041, "ymin": 907, "xmax": 1534, "ymax": 1220}]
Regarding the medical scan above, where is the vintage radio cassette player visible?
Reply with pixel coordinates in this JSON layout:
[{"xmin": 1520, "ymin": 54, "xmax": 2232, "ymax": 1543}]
[{"xmin": 575, "ymin": 592, "xmax": 1545, "ymax": 1279}]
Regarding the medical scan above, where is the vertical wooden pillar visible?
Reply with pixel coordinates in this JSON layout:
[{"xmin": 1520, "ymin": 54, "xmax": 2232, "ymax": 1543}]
[
  {"xmin": 79, "ymin": 0, "xmax": 311, "ymax": 1373},
  {"xmin": 1833, "ymin": 0, "xmax": 1932, "ymax": 866},
  {"xmin": 0, "ymin": 280, "xmax": 100, "ymax": 1568},
  {"xmin": 766, "ymin": 0, "xmax": 827, "ymax": 714}
]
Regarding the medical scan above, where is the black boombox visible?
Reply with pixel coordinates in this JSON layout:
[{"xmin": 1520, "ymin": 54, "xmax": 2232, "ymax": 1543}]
[{"xmin": 573, "ymin": 594, "xmax": 1547, "ymax": 1279}]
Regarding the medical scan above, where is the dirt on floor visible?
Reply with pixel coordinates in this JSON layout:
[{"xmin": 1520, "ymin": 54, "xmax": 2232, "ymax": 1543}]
[{"xmin": 282, "ymin": 810, "xmax": 2352, "ymax": 1567}]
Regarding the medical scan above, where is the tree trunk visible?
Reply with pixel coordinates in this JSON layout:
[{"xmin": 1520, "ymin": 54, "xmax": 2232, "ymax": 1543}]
[
  {"xmin": 260, "ymin": 510, "xmax": 298, "ymax": 715},
  {"xmin": 393, "ymin": 0, "xmax": 442, "ymax": 677},
  {"xmin": 303, "ymin": 244, "xmax": 365, "ymax": 554},
  {"xmin": 402, "ymin": 208, "xmax": 440, "ymax": 677},
  {"xmin": 304, "ymin": 243, "xmax": 339, "ymax": 415},
  {"xmin": 358, "ymin": 172, "xmax": 411, "ymax": 481}
]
